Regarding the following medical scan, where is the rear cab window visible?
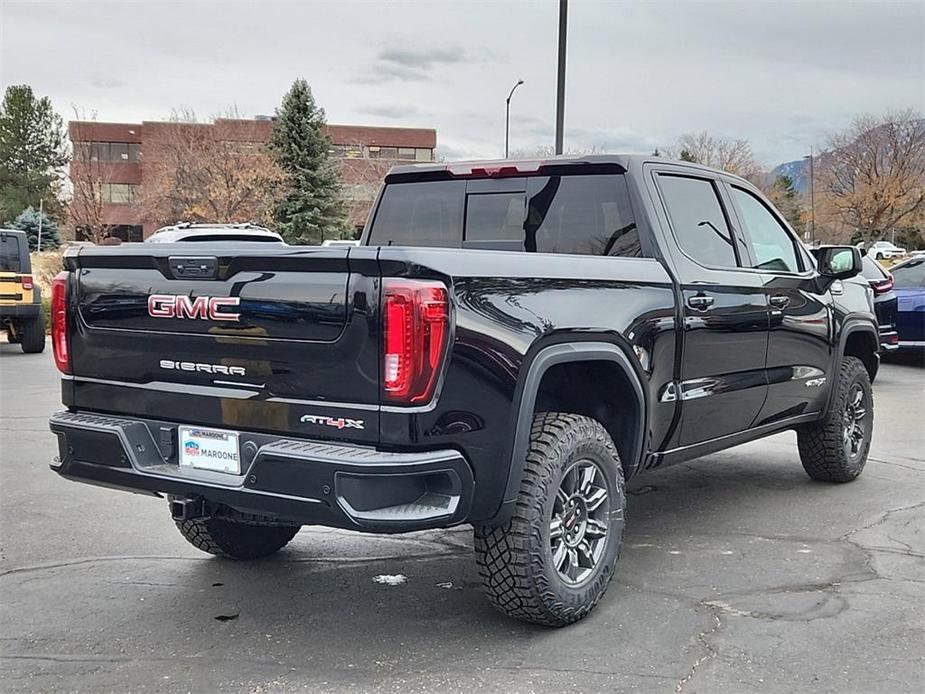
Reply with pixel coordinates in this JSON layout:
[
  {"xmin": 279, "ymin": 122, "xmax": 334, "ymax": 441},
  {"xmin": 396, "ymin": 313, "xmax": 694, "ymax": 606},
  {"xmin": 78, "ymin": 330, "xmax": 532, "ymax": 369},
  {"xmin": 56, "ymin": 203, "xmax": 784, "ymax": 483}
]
[
  {"xmin": 367, "ymin": 173, "xmax": 641, "ymax": 257},
  {"xmin": 0, "ymin": 233, "xmax": 23, "ymax": 272}
]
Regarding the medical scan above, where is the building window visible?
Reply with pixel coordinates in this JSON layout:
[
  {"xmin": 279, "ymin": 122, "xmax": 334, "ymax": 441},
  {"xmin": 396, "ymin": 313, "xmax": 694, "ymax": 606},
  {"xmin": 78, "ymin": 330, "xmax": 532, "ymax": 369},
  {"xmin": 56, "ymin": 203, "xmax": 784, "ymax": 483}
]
[
  {"xmin": 415, "ymin": 148, "xmax": 433, "ymax": 162},
  {"xmin": 102, "ymin": 183, "xmax": 138, "ymax": 204},
  {"xmin": 80, "ymin": 141, "xmax": 142, "ymax": 162},
  {"xmin": 378, "ymin": 146, "xmax": 398, "ymax": 159},
  {"xmin": 397, "ymin": 147, "xmax": 416, "ymax": 160}
]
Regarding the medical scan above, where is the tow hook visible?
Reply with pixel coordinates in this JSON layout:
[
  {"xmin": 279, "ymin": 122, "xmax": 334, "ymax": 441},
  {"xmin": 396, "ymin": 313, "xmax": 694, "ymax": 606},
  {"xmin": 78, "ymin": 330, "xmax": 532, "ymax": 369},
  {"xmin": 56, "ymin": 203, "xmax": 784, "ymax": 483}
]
[{"xmin": 170, "ymin": 496, "xmax": 207, "ymax": 522}]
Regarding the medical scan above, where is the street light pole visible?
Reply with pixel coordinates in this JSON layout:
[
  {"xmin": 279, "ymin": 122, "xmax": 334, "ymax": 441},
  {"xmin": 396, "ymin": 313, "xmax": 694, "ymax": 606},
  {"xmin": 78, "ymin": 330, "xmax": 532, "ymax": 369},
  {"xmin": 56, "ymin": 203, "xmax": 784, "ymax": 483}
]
[
  {"xmin": 505, "ymin": 79, "xmax": 524, "ymax": 158},
  {"xmin": 555, "ymin": 0, "xmax": 568, "ymax": 155},
  {"xmin": 37, "ymin": 198, "xmax": 43, "ymax": 253},
  {"xmin": 809, "ymin": 146, "xmax": 815, "ymax": 245}
]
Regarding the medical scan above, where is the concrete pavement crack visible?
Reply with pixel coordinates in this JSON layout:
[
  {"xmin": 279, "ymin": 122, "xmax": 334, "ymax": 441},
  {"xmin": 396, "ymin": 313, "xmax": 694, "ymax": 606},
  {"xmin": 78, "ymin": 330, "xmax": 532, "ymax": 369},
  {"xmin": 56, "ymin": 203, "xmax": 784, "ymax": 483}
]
[{"xmin": 675, "ymin": 602, "xmax": 722, "ymax": 693}]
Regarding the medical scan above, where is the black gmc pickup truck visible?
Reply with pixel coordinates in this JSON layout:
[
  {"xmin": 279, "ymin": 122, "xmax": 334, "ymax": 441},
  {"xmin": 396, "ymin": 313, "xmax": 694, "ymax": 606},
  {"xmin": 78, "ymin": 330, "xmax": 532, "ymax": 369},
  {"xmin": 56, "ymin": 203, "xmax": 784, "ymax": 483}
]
[{"xmin": 49, "ymin": 155, "xmax": 879, "ymax": 626}]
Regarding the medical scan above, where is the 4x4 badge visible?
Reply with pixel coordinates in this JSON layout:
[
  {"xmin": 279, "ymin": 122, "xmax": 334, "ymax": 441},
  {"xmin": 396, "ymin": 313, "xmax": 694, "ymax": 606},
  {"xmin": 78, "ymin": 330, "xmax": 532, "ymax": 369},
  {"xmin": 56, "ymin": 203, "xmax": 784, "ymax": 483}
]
[{"xmin": 300, "ymin": 414, "xmax": 365, "ymax": 430}]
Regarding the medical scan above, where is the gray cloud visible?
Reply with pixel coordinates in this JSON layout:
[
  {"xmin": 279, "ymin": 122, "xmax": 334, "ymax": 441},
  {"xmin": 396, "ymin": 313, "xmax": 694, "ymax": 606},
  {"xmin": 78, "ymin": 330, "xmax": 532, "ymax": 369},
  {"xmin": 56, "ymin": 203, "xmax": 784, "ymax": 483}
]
[
  {"xmin": 1, "ymin": 0, "xmax": 921, "ymax": 169},
  {"xmin": 357, "ymin": 104, "xmax": 426, "ymax": 120},
  {"xmin": 354, "ymin": 44, "xmax": 470, "ymax": 83}
]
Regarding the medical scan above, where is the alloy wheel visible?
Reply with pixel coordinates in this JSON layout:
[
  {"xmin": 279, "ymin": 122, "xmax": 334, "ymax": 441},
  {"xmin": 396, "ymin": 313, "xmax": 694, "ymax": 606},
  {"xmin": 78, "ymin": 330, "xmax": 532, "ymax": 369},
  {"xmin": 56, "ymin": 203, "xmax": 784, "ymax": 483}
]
[{"xmin": 549, "ymin": 459, "xmax": 610, "ymax": 586}]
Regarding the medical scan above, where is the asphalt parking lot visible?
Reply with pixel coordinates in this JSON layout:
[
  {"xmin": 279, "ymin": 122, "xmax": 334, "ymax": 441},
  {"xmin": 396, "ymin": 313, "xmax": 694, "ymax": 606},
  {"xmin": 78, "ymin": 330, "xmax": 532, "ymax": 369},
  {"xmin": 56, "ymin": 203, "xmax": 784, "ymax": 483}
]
[{"xmin": 0, "ymin": 344, "xmax": 922, "ymax": 693}]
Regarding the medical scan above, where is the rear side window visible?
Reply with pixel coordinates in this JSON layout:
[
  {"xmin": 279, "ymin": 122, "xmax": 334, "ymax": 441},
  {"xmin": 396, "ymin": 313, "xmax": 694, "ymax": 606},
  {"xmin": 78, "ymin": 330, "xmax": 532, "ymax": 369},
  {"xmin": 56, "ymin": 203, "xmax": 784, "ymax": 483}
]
[
  {"xmin": 892, "ymin": 259, "xmax": 925, "ymax": 288},
  {"xmin": 657, "ymin": 175, "xmax": 738, "ymax": 268},
  {"xmin": 860, "ymin": 256, "xmax": 889, "ymax": 281},
  {"xmin": 369, "ymin": 174, "xmax": 640, "ymax": 257},
  {"xmin": 0, "ymin": 233, "xmax": 22, "ymax": 272}
]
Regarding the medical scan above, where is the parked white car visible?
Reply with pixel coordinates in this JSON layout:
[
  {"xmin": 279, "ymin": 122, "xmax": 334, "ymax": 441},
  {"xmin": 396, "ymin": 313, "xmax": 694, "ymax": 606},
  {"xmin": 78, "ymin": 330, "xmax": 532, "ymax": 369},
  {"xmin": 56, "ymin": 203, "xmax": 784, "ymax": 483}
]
[{"xmin": 868, "ymin": 241, "xmax": 907, "ymax": 260}]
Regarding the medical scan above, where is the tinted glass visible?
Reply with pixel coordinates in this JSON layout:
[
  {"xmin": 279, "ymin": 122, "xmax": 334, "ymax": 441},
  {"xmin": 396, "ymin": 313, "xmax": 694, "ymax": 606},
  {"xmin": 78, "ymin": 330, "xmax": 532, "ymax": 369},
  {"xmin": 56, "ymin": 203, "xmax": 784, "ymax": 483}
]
[
  {"xmin": 732, "ymin": 187, "xmax": 800, "ymax": 272},
  {"xmin": 860, "ymin": 255, "xmax": 889, "ymax": 281},
  {"xmin": 658, "ymin": 175, "xmax": 737, "ymax": 267},
  {"xmin": 465, "ymin": 193, "xmax": 525, "ymax": 242},
  {"xmin": 110, "ymin": 143, "xmax": 129, "ymax": 161},
  {"xmin": 892, "ymin": 258, "xmax": 925, "ymax": 287},
  {"xmin": 370, "ymin": 174, "xmax": 640, "ymax": 256},
  {"xmin": 0, "ymin": 234, "xmax": 22, "ymax": 272},
  {"xmin": 368, "ymin": 180, "xmax": 464, "ymax": 247},
  {"xmin": 528, "ymin": 175, "xmax": 639, "ymax": 256}
]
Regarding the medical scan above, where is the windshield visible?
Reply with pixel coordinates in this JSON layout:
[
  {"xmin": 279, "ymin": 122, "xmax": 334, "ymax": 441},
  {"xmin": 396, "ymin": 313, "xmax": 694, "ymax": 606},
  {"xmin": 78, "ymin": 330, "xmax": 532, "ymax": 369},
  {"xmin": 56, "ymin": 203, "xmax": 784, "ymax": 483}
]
[{"xmin": 0, "ymin": 233, "xmax": 22, "ymax": 272}]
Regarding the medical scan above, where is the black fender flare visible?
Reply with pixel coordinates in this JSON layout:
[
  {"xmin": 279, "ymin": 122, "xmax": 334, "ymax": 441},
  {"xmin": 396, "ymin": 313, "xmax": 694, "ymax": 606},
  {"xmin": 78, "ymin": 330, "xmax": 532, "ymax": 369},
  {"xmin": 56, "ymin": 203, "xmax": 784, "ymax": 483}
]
[
  {"xmin": 824, "ymin": 318, "xmax": 879, "ymax": 415},
  {"xmin": 490, "ymin": 340, "xmax": 648, "ymax": 526}
]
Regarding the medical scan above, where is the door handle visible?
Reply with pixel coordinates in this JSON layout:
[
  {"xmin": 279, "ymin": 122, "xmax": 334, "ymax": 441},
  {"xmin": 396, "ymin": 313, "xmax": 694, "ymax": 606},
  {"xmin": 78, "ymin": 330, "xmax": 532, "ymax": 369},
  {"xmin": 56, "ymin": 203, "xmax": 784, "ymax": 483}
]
[
  {"xmin": 687, "ymin": 294, "xmax": 714, "ymax": 311},
  {"xmin": 769, "ymin": 294, "xmax": 791, "ymax": 309}
]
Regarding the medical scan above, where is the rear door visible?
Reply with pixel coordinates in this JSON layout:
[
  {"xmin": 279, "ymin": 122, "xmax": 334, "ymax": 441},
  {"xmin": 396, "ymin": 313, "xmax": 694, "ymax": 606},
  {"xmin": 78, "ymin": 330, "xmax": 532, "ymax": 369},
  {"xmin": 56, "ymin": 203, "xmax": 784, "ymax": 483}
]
[
  {"xmin": 725, "ymin": 184, "xmax": 834, "ymax": 423},
  {"xmin": 648, "ymin": 168, "xmax": 770, "ymax": 447},
  {"xmin": 0, "ymin": 232, "xmax": 29, "ymax": 306},
  {"xmin": 68, "ymin": 244, "xmax": 381, "ymax": 443},
  {"xmin": 891, "ymin": 258, "xmax": 925, "ymax": 343}
]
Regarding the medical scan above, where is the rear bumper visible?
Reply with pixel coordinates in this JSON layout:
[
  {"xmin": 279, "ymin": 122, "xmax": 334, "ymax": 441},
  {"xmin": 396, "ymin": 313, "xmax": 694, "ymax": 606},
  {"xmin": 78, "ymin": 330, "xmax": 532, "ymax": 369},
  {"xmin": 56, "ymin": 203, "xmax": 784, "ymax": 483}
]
[
  {"xmin": 0, "ymin": 303, "xmax": 40, "ymax": 318},
  {"xmin": 49, "ymin": 411, "xmax": 475, "ymax": 533},
  {"xmin": 878, "ymin": 327, "xmax": 900, "ymax": 351},
  {"xmin": 897, "ymin": 340, "xmax": 925, "ymax": 351}
]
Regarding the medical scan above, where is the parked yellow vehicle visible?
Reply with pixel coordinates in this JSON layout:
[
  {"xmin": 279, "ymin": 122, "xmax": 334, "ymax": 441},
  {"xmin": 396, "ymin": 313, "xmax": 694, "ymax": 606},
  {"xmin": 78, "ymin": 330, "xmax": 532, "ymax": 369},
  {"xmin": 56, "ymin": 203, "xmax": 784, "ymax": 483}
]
[{"xmin": 0, "ymin": 229, "xmax": 45, "ymax": 353}]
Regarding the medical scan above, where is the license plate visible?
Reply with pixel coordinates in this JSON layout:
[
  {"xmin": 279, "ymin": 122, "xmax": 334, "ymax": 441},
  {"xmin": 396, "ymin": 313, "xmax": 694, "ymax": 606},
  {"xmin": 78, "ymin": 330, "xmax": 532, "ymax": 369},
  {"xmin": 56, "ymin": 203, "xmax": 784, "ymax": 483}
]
[{"xmin": 178, "ymin": 426, "xmax": 241, "ymax": 474}]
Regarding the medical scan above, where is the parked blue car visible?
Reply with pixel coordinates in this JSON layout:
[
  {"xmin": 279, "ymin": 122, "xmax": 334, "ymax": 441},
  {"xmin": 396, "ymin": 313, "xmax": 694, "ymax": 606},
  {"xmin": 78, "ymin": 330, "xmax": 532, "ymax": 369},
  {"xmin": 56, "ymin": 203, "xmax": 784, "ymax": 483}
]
[{"xmin": 890, "ymin": 257, "xmax": 925, "ymax": 351}]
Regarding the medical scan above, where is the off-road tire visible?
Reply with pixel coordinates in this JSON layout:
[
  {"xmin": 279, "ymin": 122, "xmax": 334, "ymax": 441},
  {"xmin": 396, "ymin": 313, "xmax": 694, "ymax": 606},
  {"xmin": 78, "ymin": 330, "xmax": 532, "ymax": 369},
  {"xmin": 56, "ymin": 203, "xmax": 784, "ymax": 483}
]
[
  {"xmin": 174, "ymin": 509, "xmax": 300, "ymax": 559},
  {"xmin": 20, "ymin": 314, "xmax": 45, "ymax": 353},
  {"xmin": 797, "ymin": 356, "xmax": 873, "ymax": 482},
  {"xmin": 474, "ymin": 412, "xmax": 626, "ymax": 627}
]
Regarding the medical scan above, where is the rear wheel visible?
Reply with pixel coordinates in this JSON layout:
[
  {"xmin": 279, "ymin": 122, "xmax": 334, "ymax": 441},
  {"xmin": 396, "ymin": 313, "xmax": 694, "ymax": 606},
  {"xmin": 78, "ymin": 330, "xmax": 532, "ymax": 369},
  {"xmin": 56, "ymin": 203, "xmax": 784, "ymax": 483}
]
[
  {"xmin": 20, "ymin": 314, "xmax": 45, "ymax": 353},
  {"xmin": 174, "ymin": 506, "xmax": 300, "ymax": 559},
  {"xmin": 797, "ymin": 356, "xmax": 873, "ymax": 482},
  {"xmin": 474, "ymin": 412, "xmax": 626, "ymax": 627}
]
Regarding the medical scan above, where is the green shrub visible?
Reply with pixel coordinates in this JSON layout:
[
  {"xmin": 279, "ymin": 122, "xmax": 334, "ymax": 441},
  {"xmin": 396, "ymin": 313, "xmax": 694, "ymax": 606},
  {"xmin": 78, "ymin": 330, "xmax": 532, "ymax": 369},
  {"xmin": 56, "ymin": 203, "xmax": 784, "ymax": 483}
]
[{"xmin": 41, "ymin": 294, "xmax": 51, "ymax": 334}]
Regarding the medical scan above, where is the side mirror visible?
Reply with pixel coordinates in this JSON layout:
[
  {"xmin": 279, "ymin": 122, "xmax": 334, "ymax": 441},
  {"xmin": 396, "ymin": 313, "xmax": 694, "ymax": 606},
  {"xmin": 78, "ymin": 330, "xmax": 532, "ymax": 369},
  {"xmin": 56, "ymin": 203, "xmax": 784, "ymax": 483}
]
[{"xmin": 816, "ymin": 246, "xmax": 862, "ymax": 280}]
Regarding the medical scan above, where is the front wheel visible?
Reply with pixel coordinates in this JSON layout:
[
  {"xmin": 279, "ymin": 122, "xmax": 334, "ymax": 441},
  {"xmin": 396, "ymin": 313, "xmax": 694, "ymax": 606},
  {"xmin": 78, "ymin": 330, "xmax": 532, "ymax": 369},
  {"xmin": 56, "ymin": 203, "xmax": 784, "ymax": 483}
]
[
  {"xmin": 797, "ymin": 356, "xmax": 873, "ymax": 482},
  {"xmin": 474, "ymin": 412, "xmax": 626, "ymax": 627}
]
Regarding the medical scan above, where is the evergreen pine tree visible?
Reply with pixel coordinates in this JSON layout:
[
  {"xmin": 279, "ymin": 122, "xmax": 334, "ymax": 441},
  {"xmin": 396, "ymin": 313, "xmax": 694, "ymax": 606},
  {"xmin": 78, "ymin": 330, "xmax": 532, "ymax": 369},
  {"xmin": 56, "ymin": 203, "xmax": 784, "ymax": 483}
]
[
  {"xmin": 270, "ymin": 79, "xmax": 346, "ymax": 244},
  {"xmin": 8, "ymin": 205, "xmax": 60, "ymax": 251},
  {"xmin": 0, "ymin": 85, "xmax": 67, "ymax": 223}
]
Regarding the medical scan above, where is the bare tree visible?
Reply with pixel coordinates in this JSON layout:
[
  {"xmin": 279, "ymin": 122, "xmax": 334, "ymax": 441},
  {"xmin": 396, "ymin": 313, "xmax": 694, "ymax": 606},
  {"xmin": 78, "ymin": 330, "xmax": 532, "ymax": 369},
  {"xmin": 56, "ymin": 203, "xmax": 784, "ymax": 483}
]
[
  {"xmin": 68, "ymin": 110, "xmax": 129, "ymax": 243},
  {"xmin": 140, "ymin": 110, "xmax": 283, "ymax": 229},
  {"xmin": 815, "ymin": 111, "xmax": 925, "ymax": 245},
  {"xmin": 666, "ymin": 131, "xmax": 762, "ymax": 181}
]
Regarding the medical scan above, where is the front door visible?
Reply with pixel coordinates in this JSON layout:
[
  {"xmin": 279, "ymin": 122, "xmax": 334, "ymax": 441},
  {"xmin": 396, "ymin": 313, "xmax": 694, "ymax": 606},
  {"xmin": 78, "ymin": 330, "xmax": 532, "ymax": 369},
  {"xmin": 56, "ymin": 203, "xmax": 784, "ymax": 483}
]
[
  {"xmin": 650, "ymin": 171, "xmax": 770, "ymax": 446},
  {"xmin": 725, "ymin": 184, "xmax": 834, "ymax": 424}
]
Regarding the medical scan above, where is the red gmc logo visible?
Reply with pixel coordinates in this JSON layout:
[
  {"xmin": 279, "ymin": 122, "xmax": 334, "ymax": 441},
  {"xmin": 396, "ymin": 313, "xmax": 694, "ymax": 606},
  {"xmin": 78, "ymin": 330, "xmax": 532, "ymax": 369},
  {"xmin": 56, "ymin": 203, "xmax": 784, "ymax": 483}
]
[{"xmin": 148, "ymin": 294, "xmax": 241, "ymax": 322}]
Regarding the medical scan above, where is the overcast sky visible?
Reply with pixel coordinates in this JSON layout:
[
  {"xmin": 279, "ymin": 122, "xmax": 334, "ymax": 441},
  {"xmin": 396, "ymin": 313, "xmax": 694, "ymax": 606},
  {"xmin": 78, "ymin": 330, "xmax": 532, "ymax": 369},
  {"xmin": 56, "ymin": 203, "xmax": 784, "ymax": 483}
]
[{"xmin": 1, "ymin": 0, "xmax": 922, "ymax": 167}]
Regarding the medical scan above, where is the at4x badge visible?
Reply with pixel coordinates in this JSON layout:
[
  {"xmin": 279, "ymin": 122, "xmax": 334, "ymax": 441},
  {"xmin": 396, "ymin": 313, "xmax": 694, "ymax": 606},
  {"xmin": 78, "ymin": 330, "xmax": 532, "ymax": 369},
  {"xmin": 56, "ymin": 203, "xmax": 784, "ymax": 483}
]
[{"xmin": 300, "ymin": 414, "xmax": 365, "ymax": 430}]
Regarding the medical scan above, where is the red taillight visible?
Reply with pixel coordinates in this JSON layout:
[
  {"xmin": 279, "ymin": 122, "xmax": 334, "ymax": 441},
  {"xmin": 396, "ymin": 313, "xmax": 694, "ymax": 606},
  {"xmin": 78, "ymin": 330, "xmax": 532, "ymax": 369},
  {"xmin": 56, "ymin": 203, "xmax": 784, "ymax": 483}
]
[
  {"xmin": 51, "ymin": 272, "xmax": 70, "ymax": 374},
  {"xmin": 21, "ymin": 274, "xmax": 33, "ymax": 290},
  {"xmin": 870, "ymin": 275, "xmax": 894, "ymax": 294},
  {"xmin": 382, "ymin": 279, "xmax": 449, "ymax": 404}
]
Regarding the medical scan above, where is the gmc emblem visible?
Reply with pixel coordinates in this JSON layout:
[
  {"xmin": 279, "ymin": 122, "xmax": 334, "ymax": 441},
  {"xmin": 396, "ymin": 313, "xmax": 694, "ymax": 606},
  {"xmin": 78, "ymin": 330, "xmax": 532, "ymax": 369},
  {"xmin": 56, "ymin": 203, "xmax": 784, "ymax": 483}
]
[{"xmin": 148, "ymin": 294, "xmax": 241, "ymax": 322}]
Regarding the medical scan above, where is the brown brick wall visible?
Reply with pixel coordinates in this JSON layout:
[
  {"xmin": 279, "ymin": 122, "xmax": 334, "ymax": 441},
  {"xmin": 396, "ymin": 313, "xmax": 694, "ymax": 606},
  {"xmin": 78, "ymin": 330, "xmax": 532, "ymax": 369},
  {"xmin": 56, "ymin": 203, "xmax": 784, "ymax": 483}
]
[{"xmin": 69, "ymin": 118, "xmax": 436, "ymax": 237}]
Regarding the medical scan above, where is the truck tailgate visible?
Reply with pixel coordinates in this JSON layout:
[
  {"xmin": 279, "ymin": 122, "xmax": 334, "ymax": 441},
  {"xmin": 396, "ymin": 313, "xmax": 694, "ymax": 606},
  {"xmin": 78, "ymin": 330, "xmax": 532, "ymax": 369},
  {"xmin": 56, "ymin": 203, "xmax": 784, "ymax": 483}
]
[{"xmin": 65, "ymin": 244, "xmax": 381, "ymax": 443}]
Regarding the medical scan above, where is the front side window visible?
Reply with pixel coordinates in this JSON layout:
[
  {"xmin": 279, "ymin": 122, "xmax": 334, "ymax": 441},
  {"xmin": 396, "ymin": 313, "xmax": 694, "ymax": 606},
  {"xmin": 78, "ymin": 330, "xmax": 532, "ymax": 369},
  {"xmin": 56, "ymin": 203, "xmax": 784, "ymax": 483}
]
[
  {"xmin": 892, "ymin": 258, "xmax": 925, "ymax": 288},
  {"xmin": 732, "ymin": 187, "xmax": 801, "ymax": 273},
  {"xmin": 657, "ymin": 175, "xmax": 738, "ymax": 268}
]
